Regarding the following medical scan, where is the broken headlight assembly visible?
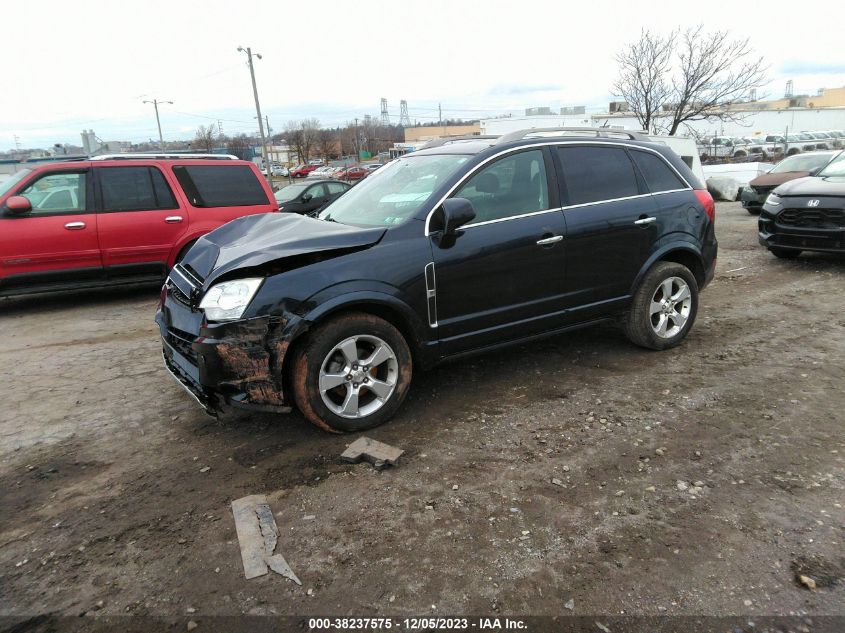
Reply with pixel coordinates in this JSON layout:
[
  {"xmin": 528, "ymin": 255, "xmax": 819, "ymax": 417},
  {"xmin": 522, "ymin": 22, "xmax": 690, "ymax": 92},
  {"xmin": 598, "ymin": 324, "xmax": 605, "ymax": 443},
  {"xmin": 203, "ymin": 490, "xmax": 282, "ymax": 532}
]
[{"xmin": 199, "ymin": 278, "xmax": 263, "ymax": 322}]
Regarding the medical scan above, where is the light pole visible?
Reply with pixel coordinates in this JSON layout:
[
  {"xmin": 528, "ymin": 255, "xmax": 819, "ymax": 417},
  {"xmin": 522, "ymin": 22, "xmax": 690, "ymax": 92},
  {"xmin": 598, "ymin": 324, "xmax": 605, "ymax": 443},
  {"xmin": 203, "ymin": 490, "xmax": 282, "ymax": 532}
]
[
  {"xmin": 142, "ymin": 98, "xmax": 172, "ymax": 148},
  {"xmin": 237, "ymin": 46, "xmax": 270, "ymax": 178}
]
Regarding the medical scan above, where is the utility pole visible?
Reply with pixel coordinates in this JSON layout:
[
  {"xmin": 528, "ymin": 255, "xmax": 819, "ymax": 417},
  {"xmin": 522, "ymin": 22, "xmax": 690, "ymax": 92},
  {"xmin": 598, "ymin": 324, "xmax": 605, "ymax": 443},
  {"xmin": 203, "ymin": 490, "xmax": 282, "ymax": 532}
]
[
  {"xmin": 237, "ymin": 46, "xmax": 269, "ymax": 177},
  {"xmin": 142, "ymin": 98, "xmax": 173, "ymax": 148},
  {"xmin": 439, "ymin": 103, "xmax": 442, "ymax": 128},
  {"xmin": 217, "ymin": 119, "xmax": 224, "ymax": 136}
]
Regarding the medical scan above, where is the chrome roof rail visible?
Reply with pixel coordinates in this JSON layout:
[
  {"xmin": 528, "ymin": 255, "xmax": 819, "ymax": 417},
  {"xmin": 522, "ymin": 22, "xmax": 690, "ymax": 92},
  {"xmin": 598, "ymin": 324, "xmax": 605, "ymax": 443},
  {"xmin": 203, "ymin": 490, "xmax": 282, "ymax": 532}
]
[
  {"xmin": 419, "ymin": 135, "xmax": 499, "ymax": 149},
  {"xmin": 495, "ymin": 127, "xmax": 650, "ymax": 145},
  {"xmin": 89, "ymin": 153, "xmax": 240, "ymax": 161}
]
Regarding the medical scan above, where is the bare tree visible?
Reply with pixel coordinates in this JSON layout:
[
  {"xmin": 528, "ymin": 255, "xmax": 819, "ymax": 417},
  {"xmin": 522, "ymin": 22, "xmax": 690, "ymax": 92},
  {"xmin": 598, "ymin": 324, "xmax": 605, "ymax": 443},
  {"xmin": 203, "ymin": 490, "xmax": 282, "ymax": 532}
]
[
  {"xmin": 612, "ymin": 26, "xmax": 766, "ymax": 135},
  {"xmin": 224, "ymin": 134, "xmax": 251, "ymax": 160},
  {"xmin": 317, "ymin": 128, "xmax": 337, "ymax": 162},
  {"xmin": 283, "ymin": 121, "xmax": 305, "ymax": 164},
  {"xmin": 193, "ymin": 125, "xmax": 217, "ymax": 153},
  {"xmin": 665, "ymin": 27, "xmax": 766, "ymax": 135},
  {"xmin": 301, "ymin": 118, "xmax": 321, "ymax": 162},
  {"xmin": 612, "ymin": 30, "xmax": 675, "ymax": 134}
]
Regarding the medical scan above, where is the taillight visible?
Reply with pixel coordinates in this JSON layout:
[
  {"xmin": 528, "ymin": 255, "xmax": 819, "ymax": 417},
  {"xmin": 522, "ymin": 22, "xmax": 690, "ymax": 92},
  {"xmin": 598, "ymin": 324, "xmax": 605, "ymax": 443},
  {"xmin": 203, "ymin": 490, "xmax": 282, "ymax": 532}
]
[{"xmin": 694, "ymin": 189, "xmax": 716, "ymax": 224}]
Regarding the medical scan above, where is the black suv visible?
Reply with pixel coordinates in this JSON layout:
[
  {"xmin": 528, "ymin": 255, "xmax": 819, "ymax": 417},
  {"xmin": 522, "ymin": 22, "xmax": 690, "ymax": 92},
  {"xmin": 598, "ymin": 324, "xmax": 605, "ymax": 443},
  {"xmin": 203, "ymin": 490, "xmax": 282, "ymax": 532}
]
[
  {"xmin": 758, "ymin": 150, "xmax": 845, "ymax": 258},
  {"xmin": 156, "ymin": 129, "xmax": 717, "ymax": 432}
]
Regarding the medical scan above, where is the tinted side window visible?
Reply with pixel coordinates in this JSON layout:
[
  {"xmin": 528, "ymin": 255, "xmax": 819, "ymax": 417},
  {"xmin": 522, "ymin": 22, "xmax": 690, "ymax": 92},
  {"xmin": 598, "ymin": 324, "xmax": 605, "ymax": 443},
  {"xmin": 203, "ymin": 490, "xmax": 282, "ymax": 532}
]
[
  {"xmin": 18, "ymin": 172, "xmax": 87, "ymax": 215},
  {"xmin": 455, "ymin": 149, "xmax": 549, "ymax": 223},
  {"xmin": 630, "ymin": 150, "xmax": 687, "ymax": 193},
  {"xmin": 306, "ymin": 184, "xmax": 327, "ymax": 199},
  {"xmin": 172, "ymin": 165, "xmax": 269, "ymax": 208},
  {"xmin": 100, "ymin": 167, "xmax": 177, "ymax": 212},
  {"xmin": 557, "ymin": 146, "xmax": 639, "ymax": 205}
]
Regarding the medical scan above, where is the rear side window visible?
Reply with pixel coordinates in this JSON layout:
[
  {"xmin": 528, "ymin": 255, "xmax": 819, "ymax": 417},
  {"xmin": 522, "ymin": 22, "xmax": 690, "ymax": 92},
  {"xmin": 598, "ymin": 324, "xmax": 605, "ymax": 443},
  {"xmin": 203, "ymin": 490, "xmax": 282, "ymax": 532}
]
[
  {"xmin": 630, "ymin": 150, "xmax": 688, "ymax": 193},
  {"xmin": 326, "ymin": 182, "xmax": 347, "ymax": 195},
  {"xmin": 557, "ymin": 146, "xmax": 639, "ymax": 205},
  {"xmin": 172, "ymin": 165, "xmax": 269, "ymax": 208},
  {"xmin": 99, "ymin": 167, "xmax": 177, "ymax": 212}
]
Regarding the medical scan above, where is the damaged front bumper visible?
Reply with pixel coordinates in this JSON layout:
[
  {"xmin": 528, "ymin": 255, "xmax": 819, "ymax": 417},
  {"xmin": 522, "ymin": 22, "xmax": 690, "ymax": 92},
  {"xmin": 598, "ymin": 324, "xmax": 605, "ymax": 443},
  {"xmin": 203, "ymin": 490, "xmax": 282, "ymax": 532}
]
[{"xmin": 156, "ymin": 308, "xmax": 301, "ymax": 416}]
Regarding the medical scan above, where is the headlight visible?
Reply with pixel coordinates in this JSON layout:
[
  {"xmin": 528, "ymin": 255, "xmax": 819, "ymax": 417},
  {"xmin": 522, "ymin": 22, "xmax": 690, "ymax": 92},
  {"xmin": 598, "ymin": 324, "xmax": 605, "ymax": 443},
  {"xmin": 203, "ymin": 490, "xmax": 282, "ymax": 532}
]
[
  {"xmin": 199, "ymin": 278, "xmax": 263, "ymax": 321},
  {"xmin": 765, "ymin": 193, "xmax": 782, "ymax": 207}
]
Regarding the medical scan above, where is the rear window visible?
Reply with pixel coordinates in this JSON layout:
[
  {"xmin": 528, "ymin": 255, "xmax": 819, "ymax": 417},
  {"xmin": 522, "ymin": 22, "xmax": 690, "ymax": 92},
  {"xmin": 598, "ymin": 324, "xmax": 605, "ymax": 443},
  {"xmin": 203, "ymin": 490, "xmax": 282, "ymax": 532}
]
[
  {"xmin": 99, "ymin": 166, "xmax": 177, "ymax": 211},
  {"xmin": 172, "ymin": 165, "xmax": 269, "ymax": 208},
  {"xmin": 557, "ymin": 146, "xmax": 640, "ymax": 205},
  {"xmin": 630, "ymin": 150, "xmax": 687, "ymax": 193}
]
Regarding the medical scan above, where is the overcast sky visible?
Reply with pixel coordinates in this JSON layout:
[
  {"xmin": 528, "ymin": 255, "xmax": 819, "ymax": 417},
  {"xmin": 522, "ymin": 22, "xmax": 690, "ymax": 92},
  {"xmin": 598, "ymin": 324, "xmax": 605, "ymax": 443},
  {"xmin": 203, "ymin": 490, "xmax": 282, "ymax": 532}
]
[{"xmin": 3, "ymin": 0, "xmax": 845, "ymax": 151}]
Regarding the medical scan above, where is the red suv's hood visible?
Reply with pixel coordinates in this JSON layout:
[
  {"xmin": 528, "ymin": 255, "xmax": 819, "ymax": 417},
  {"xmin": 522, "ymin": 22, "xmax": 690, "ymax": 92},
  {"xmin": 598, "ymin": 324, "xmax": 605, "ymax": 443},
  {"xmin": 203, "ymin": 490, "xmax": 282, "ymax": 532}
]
[{"xmin": 180, "ymin": 213, "xmax": 386, "ymax": 287}]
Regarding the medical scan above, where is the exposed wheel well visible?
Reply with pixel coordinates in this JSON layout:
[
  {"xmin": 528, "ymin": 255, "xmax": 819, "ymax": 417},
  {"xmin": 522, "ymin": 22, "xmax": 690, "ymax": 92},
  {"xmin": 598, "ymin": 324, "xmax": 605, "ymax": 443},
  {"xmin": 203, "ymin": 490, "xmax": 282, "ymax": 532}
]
[
  {"xmin": 280, "ymin": 303, "xmax": 420, "ymax": 394},
  {"xmin": 658, "ymin": 250, "xmax": 705, "ymax": 288}
]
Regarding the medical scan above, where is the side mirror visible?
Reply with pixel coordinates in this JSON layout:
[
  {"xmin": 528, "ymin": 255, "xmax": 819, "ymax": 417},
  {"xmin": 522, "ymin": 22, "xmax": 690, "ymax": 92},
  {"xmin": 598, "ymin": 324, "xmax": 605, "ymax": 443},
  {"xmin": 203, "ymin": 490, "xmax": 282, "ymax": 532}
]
[
  {"xmin": 809, "ymin": 167, "xmax": 822, "ymax": 176},
  {"xmin": 301, "ymin": 193, "xmax": 313, "ymax": 202},
  {"xmin": 441, "ymin": 198, "xmax": 476, "ymax": 234},
  {"xmin": 5, "ymin": 195, "xmax": 32, "ymax": 215}
]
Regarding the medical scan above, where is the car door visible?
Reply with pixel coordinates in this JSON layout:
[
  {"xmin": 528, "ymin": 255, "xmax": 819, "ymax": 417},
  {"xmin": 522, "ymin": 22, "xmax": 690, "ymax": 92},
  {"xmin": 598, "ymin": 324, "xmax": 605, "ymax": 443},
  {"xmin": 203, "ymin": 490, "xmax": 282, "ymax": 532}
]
[
  {"xmin": 325, "ymin": 180, "xmax": 350, "ymax": 203},
  {"xmin": 430, "ymin": 147, "xmax": 568, "ymax": 355},
  {"xmin": 0, "ymin": 168, "xmax": 102, "ymax": 293},
  {"xmin": 301, "ymin": 183, "xmax": 329, "ymax": 213},
  {"xmin": 554, "ymin": 144, "xmax": 659, "ymax": 320},
  {"xmin": 94, "ymin": 165, "xmax": 186, "ymax": 277}
]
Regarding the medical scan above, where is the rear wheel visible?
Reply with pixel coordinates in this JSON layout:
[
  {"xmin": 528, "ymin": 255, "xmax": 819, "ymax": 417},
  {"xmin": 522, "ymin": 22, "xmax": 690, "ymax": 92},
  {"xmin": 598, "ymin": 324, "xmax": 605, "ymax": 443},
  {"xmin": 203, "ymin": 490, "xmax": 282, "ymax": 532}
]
[
  {"xmin": 624, "ymin": 262, "xmax": 699, "ymax": 351},
  {"xmin": 770, "ymin": 247, "xmax": 801, "ymax": 259},
  {"xmin": 291, "ymin": 312, "xmax": 412, "ymax": 432}
]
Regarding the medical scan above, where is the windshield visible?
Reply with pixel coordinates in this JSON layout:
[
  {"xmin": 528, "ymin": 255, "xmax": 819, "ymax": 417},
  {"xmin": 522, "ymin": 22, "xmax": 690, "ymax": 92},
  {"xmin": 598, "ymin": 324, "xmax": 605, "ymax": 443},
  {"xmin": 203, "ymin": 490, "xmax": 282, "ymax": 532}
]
[
  {"xmin": 818, "ymin": 152, "xmax": 845, "ymax": 177},
  {"xmin": 0, "ymin": 169, "xmax": 33, "ymax": 198},
  {"xmin": 771, "ymin": 153, "xmax": 834, "ymax": 174},
  {"xmin": 317, "ymin": 154, "xmax": 470, "ymax": 227},
  {"xmin": 275, "ymin": 184, "xmax": 308, "ymax": 202}
]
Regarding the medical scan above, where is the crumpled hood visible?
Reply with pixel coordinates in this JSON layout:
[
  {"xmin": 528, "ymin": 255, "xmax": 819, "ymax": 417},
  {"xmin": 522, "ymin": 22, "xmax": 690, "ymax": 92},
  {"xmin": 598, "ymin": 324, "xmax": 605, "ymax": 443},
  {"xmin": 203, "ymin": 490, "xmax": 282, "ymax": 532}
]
[
  {"xmin": 181, "ymin": 213, "xmax": 387, "ymax": 287},
  {"xmin": 749, "ymin": 171, "xmax": 809, "ymax": 188},
  {"xmin": 775, "ymin": 176, "xmax": 845, "ymax": 197}
]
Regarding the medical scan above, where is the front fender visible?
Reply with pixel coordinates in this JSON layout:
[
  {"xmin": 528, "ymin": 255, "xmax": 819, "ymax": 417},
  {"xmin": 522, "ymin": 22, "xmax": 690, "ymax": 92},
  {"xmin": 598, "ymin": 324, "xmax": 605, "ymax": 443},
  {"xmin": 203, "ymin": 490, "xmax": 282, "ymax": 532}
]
[{"xmin": 301, "ymin": 285, "xmax": 429, "ymax": 348}]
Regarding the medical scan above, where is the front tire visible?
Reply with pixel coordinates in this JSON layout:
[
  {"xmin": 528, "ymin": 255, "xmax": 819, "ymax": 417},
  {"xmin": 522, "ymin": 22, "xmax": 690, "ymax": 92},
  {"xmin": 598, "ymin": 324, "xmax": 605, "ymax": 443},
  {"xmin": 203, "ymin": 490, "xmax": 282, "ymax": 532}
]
[
  {"xmin": 624, "ymin": 262, "xmax": 699, "ymax": 350},
  {"xmin": 291, "ymin": 312, "xmax": 412, "ymax": 432}
]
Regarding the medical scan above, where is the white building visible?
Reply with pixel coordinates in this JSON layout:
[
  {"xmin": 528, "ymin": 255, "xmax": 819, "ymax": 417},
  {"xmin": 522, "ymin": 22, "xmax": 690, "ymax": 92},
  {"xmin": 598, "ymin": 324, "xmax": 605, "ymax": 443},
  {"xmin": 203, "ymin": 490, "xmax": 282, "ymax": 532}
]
[{"xmin": 481, "ymin": 107, "xmax": 845, "ymax": 139}]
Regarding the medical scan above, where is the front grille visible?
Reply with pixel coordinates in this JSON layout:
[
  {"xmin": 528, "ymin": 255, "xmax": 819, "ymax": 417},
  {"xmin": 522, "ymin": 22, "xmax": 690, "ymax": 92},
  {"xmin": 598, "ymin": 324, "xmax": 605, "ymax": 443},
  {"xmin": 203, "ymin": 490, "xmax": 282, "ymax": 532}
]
[
  {"xmin": 777, "ymin": 208, "xmax": 845, "ymax": 229},
  {"xmin": 167, "ymin": 327, "xmax": 198, "ymax": 363}
]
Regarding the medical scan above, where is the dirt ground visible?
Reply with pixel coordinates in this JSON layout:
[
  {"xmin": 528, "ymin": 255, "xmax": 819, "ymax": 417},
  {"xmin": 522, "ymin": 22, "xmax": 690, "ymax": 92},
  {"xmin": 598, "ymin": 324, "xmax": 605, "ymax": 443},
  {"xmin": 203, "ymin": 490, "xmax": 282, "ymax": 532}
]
[{"xmin": 1, "ymin": 202, "xmax": 843, "ymax": 623}]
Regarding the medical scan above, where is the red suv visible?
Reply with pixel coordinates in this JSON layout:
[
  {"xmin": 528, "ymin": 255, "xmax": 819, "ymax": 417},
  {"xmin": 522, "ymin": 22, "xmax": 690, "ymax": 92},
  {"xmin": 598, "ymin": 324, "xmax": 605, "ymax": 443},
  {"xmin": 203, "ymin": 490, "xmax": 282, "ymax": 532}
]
[{"xmin": 0, "ymin": 154, "xmax": 277, "ymax": 297}]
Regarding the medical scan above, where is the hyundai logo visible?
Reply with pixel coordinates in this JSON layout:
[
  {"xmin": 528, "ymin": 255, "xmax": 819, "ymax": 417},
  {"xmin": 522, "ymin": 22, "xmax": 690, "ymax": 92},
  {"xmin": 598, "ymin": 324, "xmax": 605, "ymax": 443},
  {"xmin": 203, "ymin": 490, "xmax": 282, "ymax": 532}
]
[{"xmin": 807, "ymin": 199, "xmax": 820, "ymax": 207}]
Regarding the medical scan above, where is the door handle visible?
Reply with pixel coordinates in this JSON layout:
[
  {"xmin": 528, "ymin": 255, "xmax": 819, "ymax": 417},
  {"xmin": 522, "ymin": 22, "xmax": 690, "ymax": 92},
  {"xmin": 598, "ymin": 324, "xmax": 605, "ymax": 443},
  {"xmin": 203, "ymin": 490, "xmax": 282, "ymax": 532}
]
[
  {"xmin": 536, "ymin": 235, "xmax": 563, "ymax": 246},
  {"xmin": 165, "ymin": 216, "xmax": 183, "ymax": 224},
  {"xmin": 634, "ymin": 216, "xmax": 657, "ymax": 226},
  {"xmin": 64, "ymin": 221, "xmax": 86, "ymax": 230}
]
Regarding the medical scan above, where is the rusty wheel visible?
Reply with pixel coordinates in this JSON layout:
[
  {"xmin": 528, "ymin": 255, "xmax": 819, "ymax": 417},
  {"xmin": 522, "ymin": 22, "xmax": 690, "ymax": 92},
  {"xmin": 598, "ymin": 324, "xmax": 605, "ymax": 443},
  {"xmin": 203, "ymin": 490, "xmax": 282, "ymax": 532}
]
[{"xmin": 291, "ymin": 312, "xmax": 412, "ymax": 432}]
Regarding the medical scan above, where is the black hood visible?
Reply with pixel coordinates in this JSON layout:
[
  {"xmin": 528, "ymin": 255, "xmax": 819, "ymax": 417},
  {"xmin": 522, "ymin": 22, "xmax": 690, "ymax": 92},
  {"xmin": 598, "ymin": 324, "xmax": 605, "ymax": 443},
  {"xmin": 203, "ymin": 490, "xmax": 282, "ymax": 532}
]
[
  {"xmin": 181, "ymin": 213, "xmax": 387, "ymax": 287},
  {"xmin": 775, "ymin": 176, "xmax": 845, "ymax": 197}
]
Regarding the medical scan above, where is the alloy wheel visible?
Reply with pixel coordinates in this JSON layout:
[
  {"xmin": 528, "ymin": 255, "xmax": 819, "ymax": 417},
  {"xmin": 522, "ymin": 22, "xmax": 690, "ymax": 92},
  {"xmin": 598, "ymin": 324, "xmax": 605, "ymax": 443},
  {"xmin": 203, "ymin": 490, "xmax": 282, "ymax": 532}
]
[
  {"xmin": 318, "ymin": 335, "xmax": 398, "ymax": 418},
  {"xmin": 649, "ymin": 277, "xmax": 692, "ymax": 338}
]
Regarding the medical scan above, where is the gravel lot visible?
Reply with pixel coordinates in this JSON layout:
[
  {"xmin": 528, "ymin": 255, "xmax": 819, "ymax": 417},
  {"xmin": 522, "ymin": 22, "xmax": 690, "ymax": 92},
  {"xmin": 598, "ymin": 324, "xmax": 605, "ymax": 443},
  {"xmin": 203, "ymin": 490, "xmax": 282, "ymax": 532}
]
[{"xmin": 1, "ymin": 202, "xmax": 843, "ymax": 622}]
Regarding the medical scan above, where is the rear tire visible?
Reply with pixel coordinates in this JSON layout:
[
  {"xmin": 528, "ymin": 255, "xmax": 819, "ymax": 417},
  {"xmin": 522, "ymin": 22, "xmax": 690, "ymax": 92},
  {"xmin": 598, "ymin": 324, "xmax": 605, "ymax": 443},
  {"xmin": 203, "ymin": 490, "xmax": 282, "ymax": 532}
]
[
  {"xmin": 291, "ymin": 312, "xmax": 412, "ymax": 433},
  {"xmin": 747, "ymin": 207, "xmax": 761, "ymax": 215},
  {"xmin": 624, "ymin": 262, "xmax": 699, "ymax": 351},
  {"xmin": 770, "ymin": 247, "xmax": 801, "ymax": 259}
]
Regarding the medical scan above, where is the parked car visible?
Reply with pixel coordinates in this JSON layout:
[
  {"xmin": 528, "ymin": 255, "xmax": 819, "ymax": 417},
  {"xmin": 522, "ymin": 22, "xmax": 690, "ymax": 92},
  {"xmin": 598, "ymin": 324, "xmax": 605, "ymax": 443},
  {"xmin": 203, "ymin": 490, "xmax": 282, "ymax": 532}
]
[
  {"xmin": 336, "ymin": 165, "xmax": 369, "ymax": 182},
  {"xmin": 308, "ymin": 159, "xmax": 324, "ymax": 166},
  {"xmin": 698, "ymin": 136, "xmax": 749, "ymax": 160},
  {"xmin": 0, "ymin": 154, "xmax": 277, "ymax": 297},
  {"xmin": 741, "ymin": 151, "xmax": 839, "ymax": 214},
  {"xmin": 157, "ymin": 128, "xmax": 717, "ymax": 432},
  {"xmin": 308, "ymin": 166, "xmax": 335, "ymax": 179},
  {"xmin": 274, "ymin": 179, "xmax": 351, "ymax": 214},
  {"xmin": 363, "ymin": 163, "xmax": 383, "ymax": 173},
  {"xmin": 759, "ymin": 150, "xmax": 845, "ymax": 259},
  {"xmin": 291, "ymin": 164, "xmax": 319, "ymax": 178}
]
